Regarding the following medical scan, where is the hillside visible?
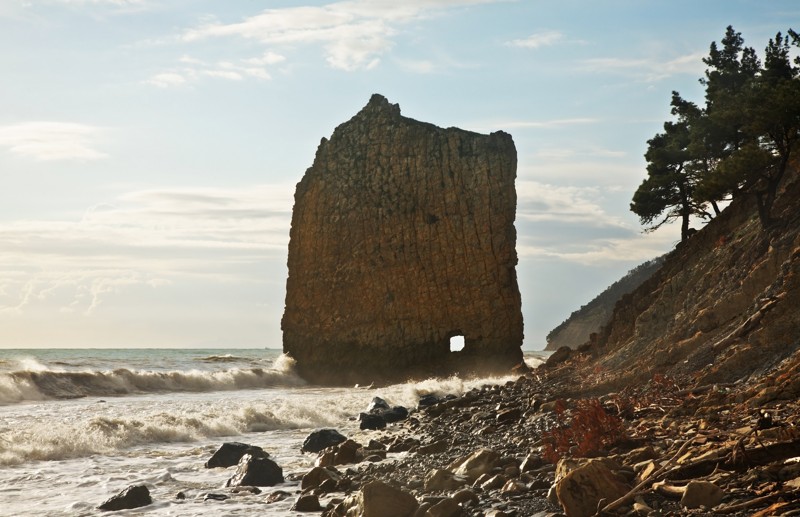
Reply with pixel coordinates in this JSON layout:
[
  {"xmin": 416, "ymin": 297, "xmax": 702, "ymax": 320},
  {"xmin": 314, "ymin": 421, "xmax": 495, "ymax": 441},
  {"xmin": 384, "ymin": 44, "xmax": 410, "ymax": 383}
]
[
  {"xmin": 574, "ymin": 160, "xmax": 800, "ymax": 394},
  {"xmin": 544, "ymin": 256, "xmax": 665, "ymax": 351}
]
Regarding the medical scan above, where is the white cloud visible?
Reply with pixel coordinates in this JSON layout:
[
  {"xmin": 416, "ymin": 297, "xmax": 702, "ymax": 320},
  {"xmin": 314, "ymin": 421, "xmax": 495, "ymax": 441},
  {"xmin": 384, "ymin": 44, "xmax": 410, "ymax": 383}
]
[
  {"xmin": 242, "ymin": 51, "xmax": 287, "ymax": 66},
  {"xmin": 42, "ymin": 0, "xmax": 153, "ymax": 16},
  {"xmin": 519, "ymin": 229, "xmax": 678, "ymax": 265},
  {"xmin": 0, "ymin": 184, "xmax": 295, "ymax": 316},
  {"xmin": 580, "ymin": 51, "xmax": 706, "ymax": 82},
  {"xmin": 512, "ymin": 180, "xmax": 680, "ymax": 265},
  {"xmin": 507, "ymin": 30, "xmax": 563, "ymax": 49},
  {"xmin": 499, "ymin": 118, "xmax": 598, "ymax": 130},
  {"xmin": 397, "ymin": 59, "xmax": 436, "ymax": 74},
  {"xmin": 519, "ymin": 156, "xmax": 643, "ymax": 186},
  {"xmin": 180, "ymin": 0, "xmax": 505, "ymax": 71},
  {"xmin": 0, "ymin": 122, "xmax": 107, "ymax": 161},
  {"xmin": 55, "ymin": 0, "xmax": 146, "ymax": 4},
  {"xmin": 146, "ymin": 52, "xmax": 281, "ymax": 87},
  {"xmin": 145, "ymin": 72, "xmax": 187, "ymax": 88},
  {"xmin": 204, "ymin": 69, "xmax": 244, "ymax": 81},
  {"xmin": 517, "ymin": 180, "xmax": 628, "ymax": 228}
]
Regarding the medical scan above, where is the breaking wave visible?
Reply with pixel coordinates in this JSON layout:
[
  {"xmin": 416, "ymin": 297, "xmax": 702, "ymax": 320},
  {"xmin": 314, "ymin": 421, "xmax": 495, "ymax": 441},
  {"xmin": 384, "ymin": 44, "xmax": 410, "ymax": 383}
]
[
  {"xmin": 197, "ymin": 354, "xmax": 249, "ymax": 363},
  {"xmin": 0, "ymin": 356, "xmax": 305, "ymax": 405},
  {"xmin": 0, "ymin": 396, "xmax": 348, "ymax": 466}
]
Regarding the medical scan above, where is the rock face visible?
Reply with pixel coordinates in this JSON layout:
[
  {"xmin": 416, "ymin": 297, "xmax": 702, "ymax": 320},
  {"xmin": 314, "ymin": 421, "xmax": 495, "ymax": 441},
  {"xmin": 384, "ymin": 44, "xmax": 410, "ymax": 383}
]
[{"xmin": 282, "ymin": 94, "xmax": 523, "ymax": 384}]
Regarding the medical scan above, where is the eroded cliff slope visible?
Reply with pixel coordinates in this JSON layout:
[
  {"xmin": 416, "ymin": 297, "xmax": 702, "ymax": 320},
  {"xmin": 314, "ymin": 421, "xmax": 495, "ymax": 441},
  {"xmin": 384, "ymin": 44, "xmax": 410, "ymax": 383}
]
[
  {"xmin": 282, "ymin": 95, "xmax": 523, "ymax": 384},
  {"xmin": 585, "ymin": 163, "xmax": 800, "ymax": 392},
  {"xmin": 545, "ymin": 256, "xmax": 665, "ymax": 351}
]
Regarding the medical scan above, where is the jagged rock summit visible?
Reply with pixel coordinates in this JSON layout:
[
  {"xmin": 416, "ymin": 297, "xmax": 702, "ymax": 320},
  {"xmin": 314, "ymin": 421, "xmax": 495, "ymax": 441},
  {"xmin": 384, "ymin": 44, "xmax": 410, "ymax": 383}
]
[{"xmin": 282, "ymin": 94, "xmax": 523, "ymax": 385}]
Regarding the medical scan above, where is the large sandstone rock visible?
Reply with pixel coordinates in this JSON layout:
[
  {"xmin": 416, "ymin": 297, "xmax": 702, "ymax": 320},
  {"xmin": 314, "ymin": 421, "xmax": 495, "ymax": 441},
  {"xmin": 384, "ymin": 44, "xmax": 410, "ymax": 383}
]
[
  {"xmin": 680, "ymin": 480, "xmax": 723, "ymax": 509},
  {"xmin": 282, "ymin": 94, "xmax": 524, "ymax": 385},
  {"xmin": 554, "ymin": 459, "xmax": 630, "ymax": 517},
  {"xmin": 333, "ymin": 480, "xmax": 419, "ymax": 517},
  {"xmin": 424, "ymin": 468, "xmax": 467, "ymax": 492},
  {"xmin": 451, "ymin": 448, "xmax": 501, "ymax": 483}
]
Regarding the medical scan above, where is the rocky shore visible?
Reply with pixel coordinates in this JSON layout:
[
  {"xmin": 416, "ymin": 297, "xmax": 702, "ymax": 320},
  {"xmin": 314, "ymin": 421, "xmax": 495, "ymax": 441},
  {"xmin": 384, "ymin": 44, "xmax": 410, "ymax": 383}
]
[{"xmin": 99, "ymin": 349, "xmax": 800, "ymax": 516}]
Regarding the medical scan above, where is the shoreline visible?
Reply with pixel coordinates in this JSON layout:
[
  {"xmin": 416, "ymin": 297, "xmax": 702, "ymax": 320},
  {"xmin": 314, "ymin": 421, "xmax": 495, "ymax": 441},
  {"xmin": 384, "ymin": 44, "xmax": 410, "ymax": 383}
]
[{"xmin": 276, "ymin": 354, "xmax": 800, "ymax": 516}]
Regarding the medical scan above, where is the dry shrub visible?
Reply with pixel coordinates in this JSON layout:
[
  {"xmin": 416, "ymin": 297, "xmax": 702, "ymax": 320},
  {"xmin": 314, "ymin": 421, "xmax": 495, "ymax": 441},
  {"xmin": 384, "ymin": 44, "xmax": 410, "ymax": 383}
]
[{"xmin": 542, "ymin": 398, "xmax": 626, "ymax": 463}]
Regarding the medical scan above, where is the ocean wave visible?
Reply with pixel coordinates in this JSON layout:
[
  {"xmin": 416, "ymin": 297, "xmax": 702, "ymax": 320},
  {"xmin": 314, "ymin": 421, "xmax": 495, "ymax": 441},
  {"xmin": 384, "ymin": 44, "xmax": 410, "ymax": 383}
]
[
  {"xmin": 0, "ymin": 356, "xmax": 305, "ymax": 404},
  {"xmin": 197, "ymin": 354, "xmax": 249, "ymax": 363},
  {"xmin": 0, "ymin": 397, "xmax": 344, "ymax": 466}
]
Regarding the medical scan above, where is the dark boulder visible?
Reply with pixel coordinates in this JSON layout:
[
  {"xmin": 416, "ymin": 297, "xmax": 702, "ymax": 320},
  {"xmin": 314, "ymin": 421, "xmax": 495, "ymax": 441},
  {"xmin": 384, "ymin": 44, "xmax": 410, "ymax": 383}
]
[
  {"xmin": 364, "ymin": 397, "xmax": 408, "ymax": 423},
  {"xmin": 205, "ymin": 442, "xmax": 267, "ymax": 468},
  {"xmin": 292, "ymin": 493, "xmax": 323, "ymax": 512},
  {"xmin": 367, "ymin": 396, "xmax": 390, "ymax": 412},
  {"xmin": 418, "ymin": 393, "xmax": 456, "ymax": 408},
  {"xmin": 98, "ymin": 485, "xmax": 152, "ymax": 512},
  {"xmin": 265, "ymin": 490, "xmax": 292, "ymax": 503},
  {"xmin": 545, "ymin": 346, "xmax": 572, "ymax": 367},
  {"xmin": 382, "ymin": 405, "xmax": 409, "ymax": 423},
  {"xmin": 418, "ymin": 394, "xmax": 441, "ymax": 408},
  {"xmin": 359, "ymin": 412, "xmax": 387, "ymax": 430},
  {"xmin": 226, "ymin": 453, "xmax": 284, "ymax": 487},
  {"xmin": 301, "ymin": 466, "xmax": 342, "ymax": 491},
  {"xmin": 301, "ymin": 428, "xmax": 347, "ymax": 453}
]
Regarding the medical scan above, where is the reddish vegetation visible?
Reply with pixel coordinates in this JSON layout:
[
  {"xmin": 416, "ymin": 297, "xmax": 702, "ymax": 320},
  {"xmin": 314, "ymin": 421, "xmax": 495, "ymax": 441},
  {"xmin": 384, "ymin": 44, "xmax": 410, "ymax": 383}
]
[{"xmin": 542, "ymin": 398, "xmax": 626, "ymax": 462}]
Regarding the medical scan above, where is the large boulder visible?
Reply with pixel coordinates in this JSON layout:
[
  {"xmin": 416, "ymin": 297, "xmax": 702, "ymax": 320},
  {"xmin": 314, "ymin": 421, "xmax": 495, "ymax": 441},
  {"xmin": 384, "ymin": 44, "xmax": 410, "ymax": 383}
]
[
  {"xmin": 382, "ymin": 406, "xmax": 409, "ymax": 423},
  {"xmin": 359, "ymin": 412, "xmax": 387, "ymax": 430},
  {"xmin": 205, "ymin": 442, "xmax": 267, "ymax": 468},
  {"xmin": 554, "ymin": 459, "xmax": 630, "ymax": 517},
  {"xmin": 301, "ymin": 466, "xmax": 342, "ymax": 491},
  {"xmin": 332, "ymin": 480, "xmax": 419, "ymax": 517},
  {"xmin": 367, "ymin": 397, "xmax": 391, "ymax": 412},
  {"xmin": 282, "ymin": 94, "xmax": 524, "ymax": 385},
  {"xmin": 427, "ymin": 497, "xmax": 462, "ymax": 517},
  {"xmin": 226, "ymin": 453, "xmax": 284, "ymax": 487},
  {"xmin": 424, "ymin": 469, "xmax": 467, "ymax": 492},
  {"xmin": 363, "ymin": 396, "xmax": 409, "ymax": 425},
  {"xmin": 302, "ymin": 428, "xmax": 347, "ymax": 453},
  {"xmin": 98, "ymin": 485, "xmax": 152, "ymax": 512},
  {"xmin": 680, "ymin": 480, "xmax": 723, "ymax": 509},
  {"xmin": 545, "ymin": 346, "xmax": 572, "ymax": 367},
  {"xmin": 292, "ymin": 493, "xmax": 323, "ymax": 512},
  {"xmin": 451, "ymin": 448, "xmax": 501, "ymax": 483}
]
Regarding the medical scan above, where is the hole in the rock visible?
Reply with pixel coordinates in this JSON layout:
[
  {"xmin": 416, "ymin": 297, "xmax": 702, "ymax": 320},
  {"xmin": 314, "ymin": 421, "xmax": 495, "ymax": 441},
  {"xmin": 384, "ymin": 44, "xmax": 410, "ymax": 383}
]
[{"xmin": 449, "ymin": 334, "xmax": 465, "ymax": 352}]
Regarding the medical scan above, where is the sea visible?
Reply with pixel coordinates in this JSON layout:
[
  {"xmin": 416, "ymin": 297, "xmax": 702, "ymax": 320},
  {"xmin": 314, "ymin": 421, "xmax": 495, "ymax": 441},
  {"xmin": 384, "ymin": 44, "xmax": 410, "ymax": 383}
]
[{"xmin": 0, "ymin": 348, "xmax": 547, "ymax": 516}]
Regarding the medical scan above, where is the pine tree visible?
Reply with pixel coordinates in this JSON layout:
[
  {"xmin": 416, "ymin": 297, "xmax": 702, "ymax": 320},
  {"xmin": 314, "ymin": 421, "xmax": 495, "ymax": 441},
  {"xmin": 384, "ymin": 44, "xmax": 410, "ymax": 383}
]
[{"xmin": 631, "ymin": 93, "xmax": 711, "ymax": 240}]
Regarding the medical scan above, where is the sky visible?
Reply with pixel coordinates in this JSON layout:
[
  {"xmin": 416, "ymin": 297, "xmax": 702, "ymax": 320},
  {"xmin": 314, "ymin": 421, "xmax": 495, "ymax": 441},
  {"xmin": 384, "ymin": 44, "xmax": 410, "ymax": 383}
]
[{"xmin": 1, "ymin": 0, "xmax": 797, "ymax": 350}]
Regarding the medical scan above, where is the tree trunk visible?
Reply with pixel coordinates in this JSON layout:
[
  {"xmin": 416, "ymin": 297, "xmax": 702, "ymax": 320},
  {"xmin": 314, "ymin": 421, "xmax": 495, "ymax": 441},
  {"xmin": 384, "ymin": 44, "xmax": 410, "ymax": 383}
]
[
  {"xmin": 756, "ymin": 153, "xmax": 790, "ymax": 229},
  {"xmin": 678, "ymin": 180, "xmax": 691, "ymax": 241}
]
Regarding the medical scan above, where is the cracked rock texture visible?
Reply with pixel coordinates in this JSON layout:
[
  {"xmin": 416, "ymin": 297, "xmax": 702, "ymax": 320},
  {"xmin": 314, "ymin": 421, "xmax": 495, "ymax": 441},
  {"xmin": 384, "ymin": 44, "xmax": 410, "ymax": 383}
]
[{"xmin": 282, "ymin": 94, "xmax": 523, "ymax": 384}]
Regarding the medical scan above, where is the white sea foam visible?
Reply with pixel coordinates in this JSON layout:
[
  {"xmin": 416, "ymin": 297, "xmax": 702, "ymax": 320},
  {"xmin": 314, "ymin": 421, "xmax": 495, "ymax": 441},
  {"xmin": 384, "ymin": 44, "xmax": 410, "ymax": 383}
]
[
  {"xmin": 15, "ymin": 357, "xmax": 54, "ymax": 372},
  {"xmin": 0, "ymin": 348, "xmax": 531, "ymax": 516},
  {"xmin": 0, "ymin": 373, "xmax": 47, "ymax": 404}
]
